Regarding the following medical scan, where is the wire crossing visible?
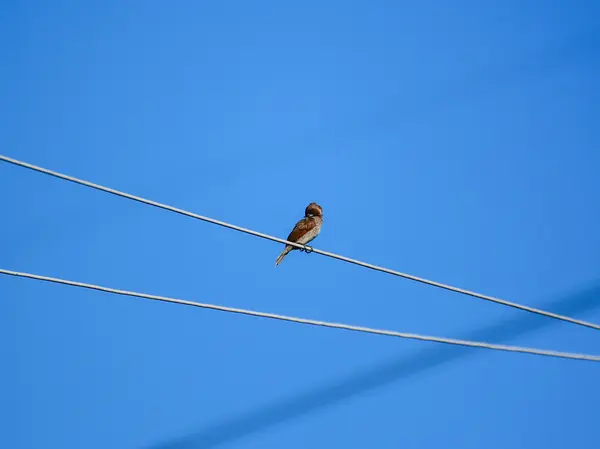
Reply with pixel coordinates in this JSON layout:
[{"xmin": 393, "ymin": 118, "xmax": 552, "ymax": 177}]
[
  {"xmin": 2, "ymin": 154, "xmax": 600, "ymax": 332},
  {"xmin": 1, "ymin": 268, "xmax": 598, "ymax": 362}
]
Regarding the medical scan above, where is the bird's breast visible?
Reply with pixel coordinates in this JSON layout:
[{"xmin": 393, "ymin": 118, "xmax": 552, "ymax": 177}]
[{"xmin": 296, "ymin": 218, "xmax": 322, "ymax": 245}]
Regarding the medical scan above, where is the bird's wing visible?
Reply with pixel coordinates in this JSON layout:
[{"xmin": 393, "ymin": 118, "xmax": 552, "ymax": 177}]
[{"xmin": 286, "ymin": 217, "xmax": 313, "ymax": 243}]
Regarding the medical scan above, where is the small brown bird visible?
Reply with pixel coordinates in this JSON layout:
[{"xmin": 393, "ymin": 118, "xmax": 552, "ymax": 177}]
[{"xmin": 275, "ymin": 202, "xmax": 323, "ymax": 266}]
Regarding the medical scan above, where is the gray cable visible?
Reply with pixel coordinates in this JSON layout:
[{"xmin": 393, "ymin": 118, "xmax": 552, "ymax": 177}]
[
  {"xmin": 1, "ymin": 268, "xmax": 598, "ymax": 362},
  {"xmin": 2, "ymin": 154, "xmax": 599, "ymax": 331}
]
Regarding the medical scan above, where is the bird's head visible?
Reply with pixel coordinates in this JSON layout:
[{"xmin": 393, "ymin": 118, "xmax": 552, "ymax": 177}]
[{"xmin": 305, "ymin": 202, "xmax": 323, "ymax": 217}]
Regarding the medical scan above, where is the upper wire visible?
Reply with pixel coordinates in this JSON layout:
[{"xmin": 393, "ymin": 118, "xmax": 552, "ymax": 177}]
[{"xmin": 2, "ymin": 154, "xmax": 599, "ymax": 331}]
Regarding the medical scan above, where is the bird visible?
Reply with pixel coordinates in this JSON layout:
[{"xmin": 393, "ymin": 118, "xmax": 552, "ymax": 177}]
[{"xmin": 275, "ymin": 202, "xmax": 323, "ymax": 266}]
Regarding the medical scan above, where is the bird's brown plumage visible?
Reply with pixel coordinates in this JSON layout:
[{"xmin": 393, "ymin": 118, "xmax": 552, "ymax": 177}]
[
  {"xmin": 286, "ymin": 217, "xmax": 315, "ymax": 243},
  {"xmin": 275, "ymin": 202, "xmax": 323, "ymax": 266}
]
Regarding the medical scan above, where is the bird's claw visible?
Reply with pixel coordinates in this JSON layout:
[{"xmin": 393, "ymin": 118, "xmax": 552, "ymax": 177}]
[{"xmin": 302, "ymin": 245, "xmax": 313, "ymax": 254}]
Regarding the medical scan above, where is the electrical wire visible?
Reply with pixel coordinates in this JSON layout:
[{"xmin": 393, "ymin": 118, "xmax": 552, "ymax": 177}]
[
  {"xmin": 2, "ymin": 154, "xmax": 599, "ymax": 331},
  {"xmin": 1, "ymin": 268, "xmax": 598, "ymax": 362}
]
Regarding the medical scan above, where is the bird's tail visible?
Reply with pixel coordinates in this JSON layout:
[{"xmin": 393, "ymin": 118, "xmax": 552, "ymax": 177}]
[{"xmin": 275, "ymin": 245, "xmax": 293, "ymax": 266}]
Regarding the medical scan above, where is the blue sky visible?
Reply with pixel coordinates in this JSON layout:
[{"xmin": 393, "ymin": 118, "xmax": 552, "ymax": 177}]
[{"xmin": 1, "ymin": 1, "xmax": 599, "ymax": 448}]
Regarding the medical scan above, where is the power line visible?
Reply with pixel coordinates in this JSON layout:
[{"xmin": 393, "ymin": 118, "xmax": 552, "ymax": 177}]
[
  {"xmin": 2, "ymin": 154, "xmax": 599, "ymax": 332},
  {"xmin": 1, "ymin": 267, "xmax": 598, "ymax": 362}
]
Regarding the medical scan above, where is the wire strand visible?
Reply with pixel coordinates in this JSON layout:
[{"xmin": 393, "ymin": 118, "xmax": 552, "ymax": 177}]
[
  {"xmin": 2, "ymin": 154, "xmax": 600, "ymax": 332},
  {"xmin": 1, "ymin": 268, "xmax": 598, "ymax": 362}
]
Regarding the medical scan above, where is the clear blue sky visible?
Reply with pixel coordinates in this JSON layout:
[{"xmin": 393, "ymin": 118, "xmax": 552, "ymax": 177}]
[{"xmin": 2, "ymin": 1, "xmax": 600, "ymax": 448}]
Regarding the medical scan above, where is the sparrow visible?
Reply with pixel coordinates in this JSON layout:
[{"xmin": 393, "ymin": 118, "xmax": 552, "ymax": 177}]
[{"xmin": 275, "ymin": 202, "xmax": 323, "ymax": 266}]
